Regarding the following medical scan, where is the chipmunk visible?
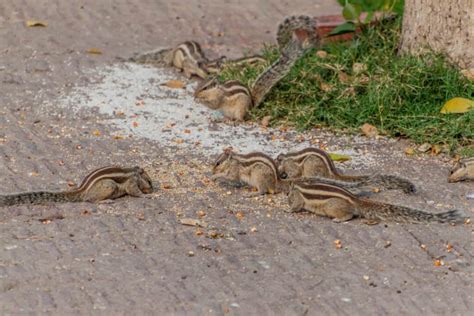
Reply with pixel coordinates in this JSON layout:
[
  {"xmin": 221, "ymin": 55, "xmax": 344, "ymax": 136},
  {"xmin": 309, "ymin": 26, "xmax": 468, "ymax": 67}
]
[
  {"xmin": 448, "ymin": 157, "xmax": 474, "ymax": 183},
  {"xmin": 277, "ymin": 147, "xmax": 416, "ymax": 194},
  {"xmin": 211, "ymin": 148, "xmax": 280, "ymax": 196},
  {"xmin": 130, "ymin": 41, "xmax": 209, "ymax": 79},
  {"xmin": 0, "ymin": 166, "xmax": 153, "ymax": 207},
  {"xmin": 130, "ymin": 41, "xmax": 265, "ymax": 80},
  {"xmin": 287, "ymin": 181, "xmax": 465, "ymax": 223},
  {"xmin": 194, "ymin": 15, "xmax": 320, "ymax": 121},
  {"xmin": 211, "ymin": 148, "xmax": 386, "ymax": 196}
]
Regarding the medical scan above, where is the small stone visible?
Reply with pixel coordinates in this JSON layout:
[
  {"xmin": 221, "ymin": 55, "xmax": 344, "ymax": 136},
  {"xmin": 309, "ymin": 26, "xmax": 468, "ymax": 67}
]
[{"xmin": 188, "ymin": 251, "xmax": 195, "ymax": 257}]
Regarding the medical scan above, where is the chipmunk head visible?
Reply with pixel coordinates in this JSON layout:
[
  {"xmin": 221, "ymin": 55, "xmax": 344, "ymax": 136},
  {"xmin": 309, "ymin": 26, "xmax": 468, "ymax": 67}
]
[
  {"xmin": 212, "ymin": 147, "xmax": 239, "ymax": 177},
  {"xmin": 448, "ymin": 160, "xmax": 468, "ymax": 183},
  {"xmin": 276, "ymin": 153, "xmax": 301, "ymax": 180},
  {"xmin": 134, "ymin": 167, "xmax": 154, "ymax": 193},
  {"xmin": 194, "ymin": 77, "xmax": 224, "ymax": 105}
]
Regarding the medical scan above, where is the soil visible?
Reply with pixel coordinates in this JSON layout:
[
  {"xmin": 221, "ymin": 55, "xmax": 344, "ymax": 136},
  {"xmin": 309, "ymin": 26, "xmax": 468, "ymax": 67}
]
[{"xmin": 0, "ymin": 1, "xmax": 472, "ymax": 315}]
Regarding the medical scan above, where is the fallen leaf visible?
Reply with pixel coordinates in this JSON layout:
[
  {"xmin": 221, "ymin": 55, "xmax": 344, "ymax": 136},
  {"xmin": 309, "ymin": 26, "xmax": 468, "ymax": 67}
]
[
  {"xmin": 92, "ymin": 130, "xmax": 101, "ymax": 136},
  {"xmin": 87, "ymin": 48, "xmax": 102, "ymax": 55},
  {"xmin": 371, "ymin": 187, "xmax": 380, "ymax": 193},
  {"xmin": 417, "ymin": 143, "xmax": 431, "ymax": 153},
  {"xmin": 352, "ymin": 62, "xmax": 367, "ymax": 74},
  {"xmin": 320, "ymin": 82, "xmax": 334, "ymax": 92},
  {"xmin": 29, "ymin": 172, "xmax": 39, "ymax": 177},
  {"xmin": 197, "ymin": 210, "xmax": 206, "ymax": 218},
  {"xmin": 360, "ymin": 123, "xmax": 378, "ymax": 138},
  {"xmin": 161, "ymin": 80, "xmax": 186, "ymax": 89},
  {"xmin": 434, "ymin": 259, "xmax": 443, "ymax": 267},
  {"xmin": 113, "ymin": 135, "xmax": 125, "ymax": 140},
  {"xmin": 440, "ymin": 97, "xmax": 474, "ymax": 114},
  {"xmin": 446, "ymin": 243, "xmax": 453, "ymax": 252},
  {"xmin": 404, "ymin": 147, "xmax": 414, "ymax": 156},
  {"xmin": 26, "ymin": 20, "xmax": 47, "ymax": 27},
  {"xmin": 420, "ymin": 244, "xmax": 427, "ymax": 250},
  {"xmin": 132, "ymin": 122, "xmax": 139, "ymax": 127},
  {"xmin": 161, "ymin": 183, "xmax": 173, "ymax": 189},
  {"xmin": 338, "ymin": 71, "xmax": 351, "ymax": 83},
  {"xmin": 364, "ymin": 219, "xmax": 379, "ymax": 225},
  {"xmin": 384, "ymin": 241, "xmax": 392, "ymax": 248},
  {"xmin": 431, "ymin": 145, "xmax": 441, "ymax": 155},
  {"xmin": 316, "ymin": 50, "xmax": 328, "ymax": 58},
  {"xmin": 261, "ymin": 115, "xmax": 272, "ymax": 127},
  {"xmin": 250, "ymin": 227, "xmax": 258, "ymax": 233},
  {"xmin": 183, "ymin": 129, "xmax": 191, "ymax": 134},
  {"xmin": 179, "ymin": 218, "xmax": 208, "ymax": 228},
  {"xmin": 328, "ymin": 153, "xmax": 351, "ymax": 162},
  {"xmin": 81, "ymin": 210, "xmax": 91, "ymax": 216}
]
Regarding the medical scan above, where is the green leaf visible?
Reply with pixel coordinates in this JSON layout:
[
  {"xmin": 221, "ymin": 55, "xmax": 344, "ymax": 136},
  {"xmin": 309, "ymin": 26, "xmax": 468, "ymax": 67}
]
[
  {"xmin": 342, "ymin": 2, "xmax": 362, "ymax": 21},
  {"xmin": 328, "ymin": 22, "xmax": 356, "ymax": 36},
  {"xmin": 363, "ymin": 11, "xmax": 375, "ymax": 24},
  {"xmin": 328, "ymin": 153, "xmax": 352, "ymax": 162}
]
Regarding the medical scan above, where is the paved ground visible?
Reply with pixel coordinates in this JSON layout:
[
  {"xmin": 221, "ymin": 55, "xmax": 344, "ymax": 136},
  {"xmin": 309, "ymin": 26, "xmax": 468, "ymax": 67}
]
[{"xmin": 0, "ymin": 1, "xmax": 473, "ymax": 315}]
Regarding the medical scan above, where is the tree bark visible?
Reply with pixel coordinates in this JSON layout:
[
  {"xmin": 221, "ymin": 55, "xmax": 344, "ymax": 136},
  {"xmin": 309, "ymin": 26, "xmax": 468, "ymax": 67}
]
[{"xmin": 400, "ymin": 0, "xmax": 473, "ymax": 70}]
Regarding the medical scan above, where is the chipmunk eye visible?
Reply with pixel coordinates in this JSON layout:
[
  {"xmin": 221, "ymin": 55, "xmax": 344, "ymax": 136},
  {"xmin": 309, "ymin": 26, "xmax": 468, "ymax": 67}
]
[{"xmin": 280, "ymin": 172, "xmax": 288, "ymax": 179}]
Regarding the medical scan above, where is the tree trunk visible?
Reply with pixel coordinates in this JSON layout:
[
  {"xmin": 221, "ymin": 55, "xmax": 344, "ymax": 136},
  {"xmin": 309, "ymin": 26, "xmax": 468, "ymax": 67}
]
[{"xmin": 400, "ymin": 0, "xmax": 473, "ymax": 70}]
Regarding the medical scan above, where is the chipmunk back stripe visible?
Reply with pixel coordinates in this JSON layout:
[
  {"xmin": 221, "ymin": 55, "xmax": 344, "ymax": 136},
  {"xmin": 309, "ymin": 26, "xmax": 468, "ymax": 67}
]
[
  {"xmin": 234, "ymin": 152, "xmax": 279, "ymax": 177},
  {"xmin": 294, "ymin": 182, "xmax": 357, "ymax": 204},
  {"xmin": 77, "ymin": 166, "xmax": 132, "ymax": 191},
  {"xmin": 284, "ymin": 148, "xmax": 338, "ymax": 176}
]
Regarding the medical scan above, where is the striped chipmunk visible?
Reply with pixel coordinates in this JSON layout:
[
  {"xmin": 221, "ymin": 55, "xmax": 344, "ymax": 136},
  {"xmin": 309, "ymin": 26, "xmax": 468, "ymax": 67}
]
[
  {"xmin": 0, "ymin": 166, "xmax": 153, "ymax": 207},
  {"xmin": 130, "ymin": 41, "xmax": 266, "ymax": 80},
  {"xmin": 129, "ymin": 41, "xmax": 211, "ymax": 79},
  {"xmin": 276, "ymin": 147, "xmax": 416, "ymax": 194},
  {"xmin": 287, "ymin": 181, "xmax": 466, "ymax": 224},
  {"xmin": 194, "ymin": 15, "xmax": 320, "ymax": 121},
  {"xmin": 211, "ymin": 147, "xmax": 384, "ymax": 196},
  {"xmin": 448, "ymin": 157, "xmax": 474, "ymax": 183}
]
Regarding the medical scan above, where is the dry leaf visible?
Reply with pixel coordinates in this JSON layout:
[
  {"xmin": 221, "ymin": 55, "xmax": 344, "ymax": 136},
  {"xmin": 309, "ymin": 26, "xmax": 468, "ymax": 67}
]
[
  {"xmin": 316, "ymin": 50, "xmax": 328, "ymax": 58},
  {"xmin": 352, "ymin": 63, "xmax": 367, "ymax": 74},
  {"xmin": 360, "ymin": 123, "xmax": 378, "ymax": 138},
  {"xmin": 404, "ymin": 147, "xmax": 414, "ymax": 156},
  {"xmin": 92, "ymin": 130, "xmax": 101, "ymax": 136},
  {"xmin": 320, "ymin": 82, "xmax": 333, "ymax": 92},
  {"xmin": 250, "ymin": 227, "xmax": 258, "ymax": 233},
  {"xmin": 431, "ymin": 145, "xmax": 441, "ymax": 155},
  {"xmin": 328, "ymin": 153, "xmax": 351, "ymax": 162},
  {"xmin": 161, "ymin": 80, "xmax": 186, "ymax": 89},
  {"xmin": 132, "ymin": 122, "xmax": 139, "ymax": 127},
  {"xmin": 161, "ymin": 183, "xmax": 173, "ymax": 189},
  {"xmin": 179, "ymin": 218, "xmax": 208, "ymax": 228},
  {"xmin": 26, "ymin": 20, "xmax": 48, "ymax": 27},
  {"xmin": 29, "ymin": 172, "xmax": 39, "ymax": 177},
  {"xmin": 440, "ymin": 97, "xmax": 474, "ymax": 114},
  {"xmin": 183, "ymin": 129, "xmax": 191, "ymax": 134},
  {"xmin": 87, "ymin": 48, "xmax": 102, "ymax": 55},
  {"xmin": 338, "ymin": 71, "xmax": 351, "ymax": 83},
  {"xmin": 434, "ymin": 259, "xmax": 443, "ymax": 267},
  {"xmin": 417, "ymin": 143, "xmax": 431, "ymax": 153},
  {"xmin": 195, "ymin": 229, "xmax": 204, "ymax": 236},
  {"xmin": 261, "ymin": 115, "xmax": 272, "ymax": 127},
  {"xmin": 197, "ymin": 210, "xmax": 206, "ymax": 218},
  {"xmin": 446, "ymin": 243, "xmax": 453, "ymax": 252},
  {"xmin": 113, "ymin": 135, "xmax": 125, "ymax": 140}
]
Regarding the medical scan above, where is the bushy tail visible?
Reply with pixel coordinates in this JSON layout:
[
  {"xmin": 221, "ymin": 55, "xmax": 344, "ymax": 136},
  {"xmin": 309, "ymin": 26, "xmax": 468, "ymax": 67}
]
[
  {"xmin": 358, "ymin": 200, "xmax": 465, "ymax": 224},
  {"xmin": 359, "ymin": 174, "xmax": 416, "ymax": 194},
  {"xmin": 251, "ymin": 15, "xmax": 320, "ymax": 107},
  {"xmin": 0, "ymin": 191, "xmax": 74, "ymax": 207},
  {"xmin": 128, "ymin": 48, "xmax": 173, "ymax": 65}
]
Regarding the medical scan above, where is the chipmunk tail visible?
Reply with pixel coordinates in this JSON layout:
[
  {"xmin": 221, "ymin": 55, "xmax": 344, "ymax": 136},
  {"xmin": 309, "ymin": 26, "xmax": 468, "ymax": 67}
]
[{"xmin": 358, "ymin": 200, "xmax": 466, "ymax": 224}]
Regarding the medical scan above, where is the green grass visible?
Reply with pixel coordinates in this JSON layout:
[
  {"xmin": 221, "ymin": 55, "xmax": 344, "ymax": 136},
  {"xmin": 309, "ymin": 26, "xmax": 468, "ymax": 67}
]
[{"xmin": 219, "ymin": 17, "xmax": 474, "ymax": 155}]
